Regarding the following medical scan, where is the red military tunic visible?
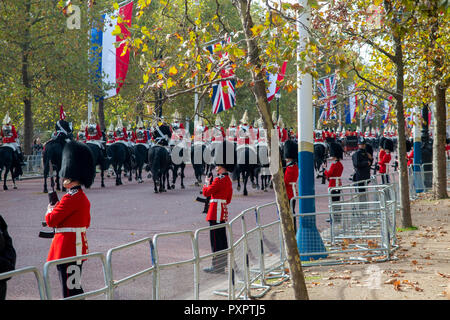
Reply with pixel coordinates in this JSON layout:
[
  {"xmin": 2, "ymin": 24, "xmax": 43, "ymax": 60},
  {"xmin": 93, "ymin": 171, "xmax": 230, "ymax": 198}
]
[
  {"xmin": 324, "ymin": 160, "xmax": 344, "ymax": 188},
  {"xmin": 407, "ymin": 149, "xmax": 414, "ymax": 167},
  {"xmin": 114, "ymin": 128, "xmax": 128, "ymax": 142},
  {"xmin": 135, "ymin": 128, "xmax": 148, "ymax": 144},
  {"xmin": 284, "ymin": 162, "xmax": 298, "ymax": 200},
  {"xmin": 202, "ymin": 174, "xmax": 233, "ymax": 223},
  {"xmin": 378, "ymin": 151, "xmax": 391, "ymax": 174},
  {"xmin": 85, "ymin": 124, "xmax": 102, "ymax": 141},
  {"xmin": 45, "ymin": 187, "xmax": 90, "ymax": 262},
  {"xmin": 1, "ymin": 125, "xmax": 18, "ymax": 143}
]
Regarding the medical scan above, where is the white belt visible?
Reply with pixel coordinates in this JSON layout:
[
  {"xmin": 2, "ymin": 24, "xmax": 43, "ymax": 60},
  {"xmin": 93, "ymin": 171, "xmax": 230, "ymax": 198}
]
[
  {"xmin": 210, "ymin": 199, "xmax": 227, "ymax": 223},
  {"xmin": 55, "ymin": 227, "xmax": 86, "ymax": 265}
]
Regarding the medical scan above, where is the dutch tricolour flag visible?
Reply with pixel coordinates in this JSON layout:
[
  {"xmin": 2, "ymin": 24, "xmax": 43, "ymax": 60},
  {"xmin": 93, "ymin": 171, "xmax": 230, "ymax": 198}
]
[{"xmin": 90, "ymin": 1, "xmax": 133, "ymax": 100}]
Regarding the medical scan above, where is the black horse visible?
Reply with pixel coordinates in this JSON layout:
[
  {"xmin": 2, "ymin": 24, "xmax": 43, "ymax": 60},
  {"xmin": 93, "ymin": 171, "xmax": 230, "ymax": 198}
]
[
  {"xmin": 235, "ymin": 144, "xmax": 258, "ymax": 196},
  {"xmin": 86, "ymin": 142, "xmax": 108, "ymax": 188},
  {"xmin": 313, "ymin": 142, "xmax": 327, "ymax": 174},
  {"xmin": 169, "ymin": 142, "xmax": 188, "ymax": 189},
  {"xmin": 134, "ymin": 143, "xmax": 149, "ymax": 183},
  {"xmin": 106, "ymin": 142, "xmax": 131, "ymax": 186},
  {"xmin": 148, "ymin": 145, "xmax": 170, "ymax": 193},
  {"xmin": 0, "ymin": 146, "xmax": 21, "ymax": 190},
  {"xmin": 191, "ymin": 142, "xmax": 206, "ymax": 186},
  {"xmin": 42, "ymin": 124, "xmax": 73, "ymax": 193},
  {"xmin": 255, "ymin": 143, "xmax": 271, "ymax": 191}
]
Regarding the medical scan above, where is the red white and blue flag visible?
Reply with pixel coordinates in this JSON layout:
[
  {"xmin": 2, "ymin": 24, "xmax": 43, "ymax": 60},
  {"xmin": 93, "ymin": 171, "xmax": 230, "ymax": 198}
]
[
  {"xmin": 266, "ymin": 61, "xmax": 287, "ymax": 102},
  {"xmin": 348, "ymin": 83, "xmax": 358, "ymax": 123},
  {"xmin": 318, "ymin": 74, "xmax": 337, "ymax": 121},
  {"xmin": 382, "ymin": 99, "xmax": 391, "ymax": 127},
  {"xmin": 90, "ymin": 1, "xmax": 133, "ymax": 100},
  {"xmin": 206, "ymin": 36, "xmax": 236, "ymax": 114}
]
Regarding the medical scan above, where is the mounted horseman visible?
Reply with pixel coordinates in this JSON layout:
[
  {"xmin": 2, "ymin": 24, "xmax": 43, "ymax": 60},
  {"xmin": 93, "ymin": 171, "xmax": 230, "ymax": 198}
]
[
  {"xmin": 169, "ymin": 110, "xmax": 188, "ymax": 189},
  {"xmin": 235, "ymin": 110, "xmax": 258, "ymax": 196},
  {"xmin": 191, "ymin": 117, "xmax": 208, "ymax": 186},
  {"xmin": 85, "ymin": 113, "xmax": 108, "ymax": 188},
  {"xmin": 0, "ymin": 111, "xmax": 24, "ymax": 190},
  {"xmin": 148, "ymin": 116, "xmax": 172, "ymax": 193},
  {"xmin": 254, "ymin": 117, "xmax": 271, "ymax": 191},
  {"xmin": 107, "ymin": 116, "xmax": 132, "ymax": 186},
  {"xmin": 42, "ymin": 105, "xmax": 73, "ymax": 193},
  {"xmin": 134, "ymin": 117, "xmax": 150, "ymax": 183},
  {"xmin": 313, "ymin": 128, "xmax": 328, "ymax": 177}
]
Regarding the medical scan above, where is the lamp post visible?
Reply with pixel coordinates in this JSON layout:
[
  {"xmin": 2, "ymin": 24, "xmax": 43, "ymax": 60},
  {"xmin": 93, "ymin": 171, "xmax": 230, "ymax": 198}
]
[
  {"xmin": 275, "ymin": 92, "xmax": 281, "ymax": 121},
  {"xmin": 296, "ymin": 0, "xmax": 327, "ymax": 261}
]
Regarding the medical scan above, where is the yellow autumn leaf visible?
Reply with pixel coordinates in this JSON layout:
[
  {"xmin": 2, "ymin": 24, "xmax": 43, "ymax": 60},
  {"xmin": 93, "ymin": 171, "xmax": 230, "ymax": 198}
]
[
  {"xmin": 250, "ymin": 24, "xmax": 264, "ymax": 36},
  {"xmin": 111, "ymin": 25, "xmax": 122, "ymax": 36},
  {"xmin": 143, "ymin": 73, "xmax": 149, "ymax": 83},
  {"xmin": 113, "ymin": 2, "xmax": 119, "ymax": 10},
  {"xmin": 169, "ymin": 65, "xmax": 178, "ymax": 76},
  {"xmin": 167, "ymin": 77, "xmax": 176, "ymax": 88}
]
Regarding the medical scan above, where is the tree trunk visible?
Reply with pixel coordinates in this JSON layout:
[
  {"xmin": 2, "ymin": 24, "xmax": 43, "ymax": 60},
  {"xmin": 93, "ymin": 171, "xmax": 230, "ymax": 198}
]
[
  {"xmin": 432, "ymin": 83, "xmax": 448, "ymax": 199},
  {"xmin": 98, "ymin": 99, "xmax": 106, "ymax": 132},
  {"xmin": 393, "ymin": 34, "xmax": 412, "ymax": 228},
  {"xmin": 22, "ymin": 0, "xmax": 33, "ymax": 155},
  {"xmin": 234, "ymin": 0, "xmax": 309, "ymax": 300}
]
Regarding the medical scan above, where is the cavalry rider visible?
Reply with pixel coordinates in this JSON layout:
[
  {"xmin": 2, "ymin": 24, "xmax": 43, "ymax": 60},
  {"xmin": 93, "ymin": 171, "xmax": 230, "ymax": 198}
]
[
  {"xmin": 314, "ymin": 129, "xmax": 325, "ymax": 143},
  {"xmin": 170, "ymin": 110, "xmax": 186, "ymax": 146},
  {"xmin": 237, "ymin": 110, "xmax": 255, "ymax": 147},
  {"xmin": 1, "ymin": 111, "xmax": 25, "ymax": 167},
  {"xmin": 85, "ymin": 113, "xmax": 107, "ymax": 157},
  {"xmin": 113, "ymin": 116, "xmax": 128, "ymax": 143},
  {"xmin": 274, "ymin": 113, "xmax": 288, "ymax": 144},
  {"xmin": 53, "ymin": 104, "xmax": 72, "ymax": 142},
  {"xmin": 45, "ymin": 140, "xmax": 96, "ymax": 298},
  {"xmin": 193, "ymin": 117, "xmax": 208, "ymax": 145},
  {"xmin": 76, "ymin": 120, "xmax": 87, "ymax": 143},
  {"xmin": 226, "ymin": 115, "xmax": 238, "ymax": 143},
  {"xmin": 255, "ymin": 117, "xmax": 267, "ymax": 146},
  {"xmin": 202, "ymin": 141, "xmax": 234, "ymax": 274},
  {"xmin": 211, "ymin": 114, "xmax": 226, "ymax": 143},
  {"xmin": 135, "ymin": 117, "xmax": 149, "ymax": 148},
  {"xmin": 105, "ymin": 122, "xmax": 116, "ymax": 146},
  {"xmin": 283, "ymin": 139, "xmax": 299, "ymax": 233},
  {"xmin": 152, "ymin": 116, "xmax": 172, "ymax": 147}
]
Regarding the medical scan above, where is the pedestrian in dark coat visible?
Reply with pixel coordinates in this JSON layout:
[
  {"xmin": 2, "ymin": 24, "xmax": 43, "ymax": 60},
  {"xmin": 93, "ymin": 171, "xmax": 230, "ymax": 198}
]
[
  {"xmin": 0, "ymin": 215, "xmax": 16, "ymax": 300},
  {"xmin": 352, "ymin": 137, "xmax": 373, "ymax": 193}
]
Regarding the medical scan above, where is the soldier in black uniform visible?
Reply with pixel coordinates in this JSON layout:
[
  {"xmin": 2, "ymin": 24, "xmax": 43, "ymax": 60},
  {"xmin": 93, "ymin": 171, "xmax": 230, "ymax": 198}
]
[
  {"xmin": 352, "ymin": 137, "xmax": 373, "ymax": 194},
  {"xmin": 152, "ymin": 118, "xmax": 172, "ymax": 146}
]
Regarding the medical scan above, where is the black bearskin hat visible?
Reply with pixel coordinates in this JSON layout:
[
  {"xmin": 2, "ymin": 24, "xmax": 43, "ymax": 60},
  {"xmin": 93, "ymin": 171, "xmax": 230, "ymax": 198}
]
[
  {"xmin": 379, "ymin": 136, "xmax": 387, "ymax": 149},
  {"xmin": 60, "ymin": 141, "xmax": 96, "ymax": 188},
  {"xmin": 383, "ymin": 138, "xmax": 394, "ymax": 152},
  {"xmin": 213, "ymin": 140, "xmax": 236, "ymax": 172},
  {"xmin": 405, "ymin": 139, "xmax": 412, "ymax": 153},
  {"xmin": 329, "ymin": 142, "xmax": 343, "ymax": 160},
  {"xmin": 283, "ymin": 139, "xmax": 298, "ymax": 160}
]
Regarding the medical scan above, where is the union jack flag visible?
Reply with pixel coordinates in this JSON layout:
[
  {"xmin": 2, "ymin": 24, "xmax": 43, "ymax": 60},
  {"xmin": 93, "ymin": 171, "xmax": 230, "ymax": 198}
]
[
  {"xmin": 317, "ymin": 74, "xmax": 337, "ymax": 121},
  {"xmin": 205, "ymin": 36, "xmax": 236, "ymax": 114}
]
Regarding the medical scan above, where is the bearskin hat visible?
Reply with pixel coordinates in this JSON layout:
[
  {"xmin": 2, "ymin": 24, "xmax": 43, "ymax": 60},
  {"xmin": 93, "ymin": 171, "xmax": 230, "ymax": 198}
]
[
  {"xmin": 405, "ymin": 139, "xmax": 412, "ymax": 153},
  {"xmin": 383, "ymin": 138, "xmax": 394, "ymax": 152},
  {"xmin": 379, "ymin": 136, "xmax": 386, "ymax": 149},
  {"xmin": 213, "ymin": 140, "xmax": 236, "ymax": 172},
  {"xmin": 283, "ymin": 139, "xmax": 298, "ymax": 160},
  {"xmin": 60, "ymin": 141, "xmax": 96, "ymax": 188},
  {"xmin": 329, "ymin": 142, "xmax": 343, "ymax": 160}
]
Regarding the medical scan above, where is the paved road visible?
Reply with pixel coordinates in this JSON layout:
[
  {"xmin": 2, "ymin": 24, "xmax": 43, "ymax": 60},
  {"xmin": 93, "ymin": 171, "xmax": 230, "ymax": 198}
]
[{"xmin": 1, "ymin": 156, "xmax": 357, "ymax": 299}]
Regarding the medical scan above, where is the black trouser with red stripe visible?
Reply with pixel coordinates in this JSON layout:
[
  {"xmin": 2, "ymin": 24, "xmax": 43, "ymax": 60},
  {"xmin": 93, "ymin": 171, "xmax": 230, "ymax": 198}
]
[
  {"xmin": 57, "ymin": 262, "xmax": 84, "ymax": 298},
  {"xmin": 208, "ymin": 221, "xmax": 228, "ymax": 271}
]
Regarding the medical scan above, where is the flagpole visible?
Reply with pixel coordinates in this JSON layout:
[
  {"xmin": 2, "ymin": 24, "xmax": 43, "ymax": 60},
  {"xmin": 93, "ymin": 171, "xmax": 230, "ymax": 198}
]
[{"xmin": 296, "ymin": 0, "xmax": 327, "ymax": 261}]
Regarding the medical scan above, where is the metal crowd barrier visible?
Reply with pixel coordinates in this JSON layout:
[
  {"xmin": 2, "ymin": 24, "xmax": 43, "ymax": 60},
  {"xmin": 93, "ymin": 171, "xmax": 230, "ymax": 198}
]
[{"xmin": 0, "ymin": 266, "xmax": 46, "ymax": 300}]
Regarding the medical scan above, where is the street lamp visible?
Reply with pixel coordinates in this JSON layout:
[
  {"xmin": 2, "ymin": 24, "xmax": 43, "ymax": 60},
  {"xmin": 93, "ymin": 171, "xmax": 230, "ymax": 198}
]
[{"xmin": 275, "ymin": 92, "xmax": 281, "ymax": 121}]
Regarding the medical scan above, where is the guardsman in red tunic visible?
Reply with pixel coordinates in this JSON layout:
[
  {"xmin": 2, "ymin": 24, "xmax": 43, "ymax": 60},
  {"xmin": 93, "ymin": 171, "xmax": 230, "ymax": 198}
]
[
  {"xmin": 324, "ymin": 142, "xmax": 344, "ymax": 222},
  {"xmin": 114, "ymin": 117, "xmax": 128, "ymax": 143},
  {"xmin": 45, "ymin": 140, "xmax": 95, "ymax": 298},
  {"xmin": 378, "ymin": 138, "xmax": 393, "ymax": 184},
  {"xmin": 211, "ymin": 114, "xmax": 226, "ymax": 143},
  {"xmin": 283, "ymin": 140, "xmax": 299, "ymax": 233},
  {"xmin": 226, "ymin": 115, "xmax": 238, "ymax": 143},
  {"xmin": 76, "ymin": 120, "xmax": 87, "ymax": 143},
  {"xmin": 237, "ymin": 110, "xmax": 255, "ymax": 146},
  {"xmin": 1, "ymin": 111, "xmax": 24, "ymax": 167},
  {"xmin": 202, "ymin": 141, "xmax": 234, "ymax": 274}
]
